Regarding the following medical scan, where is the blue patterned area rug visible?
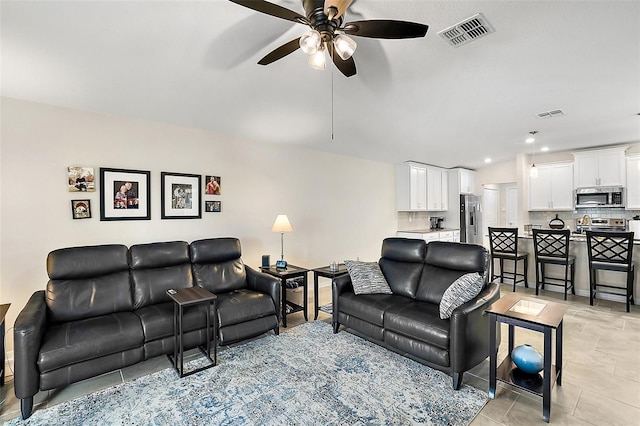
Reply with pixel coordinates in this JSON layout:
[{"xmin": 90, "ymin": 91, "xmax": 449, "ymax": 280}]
[{"xmin": 8, "ymin": 321, "xmax": 488, "ymax": 425}]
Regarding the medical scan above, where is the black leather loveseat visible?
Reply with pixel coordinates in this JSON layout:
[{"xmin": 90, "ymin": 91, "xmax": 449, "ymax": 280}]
[
  {"xmin": 333, "ymin": 238, "xmax": 500, "ymax": 389},
  {"xmin": 13, "ymin": 237, "xmax": 280, "ymax": 419}
]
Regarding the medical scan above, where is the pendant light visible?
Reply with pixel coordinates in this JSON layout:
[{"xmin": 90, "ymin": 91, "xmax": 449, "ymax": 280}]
[{"xmin": 528, "ymin": 131, "xmax": 539, "ymax": 179}]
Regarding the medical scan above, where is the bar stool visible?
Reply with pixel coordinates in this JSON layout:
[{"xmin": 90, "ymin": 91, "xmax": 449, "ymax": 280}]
[
  {"xmin": 586, "ymin": 231, "xmax": 635, "ymax": 312},
  {"xmin": 532, "ymin": 229, "xmax": 575, "ymax": 300},
  {"xmin": 488, "ymin": 227, "xmax": 528, "ymax": 291}
]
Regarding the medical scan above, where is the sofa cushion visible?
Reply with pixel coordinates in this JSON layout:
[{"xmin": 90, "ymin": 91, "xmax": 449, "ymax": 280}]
[
  {"xmin": 344, "ymin": 260, "xmax": 392, "ymax": 295},
  {"xmin": 385, "ymin": 302, "xmax": 450, "ymax": 350},
  {"xmin": 379, "ymin": 238, "xmax": 426, "ymax": 298},
  {"xmin": 46, "ymin": 245, "xmax": 133, "ymax": 323},
  {"xmin": 38, "ymin": 312, "xmax": 143, "ymax": 373},
  {"xmin": 134, "ymin": 302, "xmax": 210, "ymax": 342},
  {"xmin": 216, "ymin": 289, "xmax": 276, "ymax": 328},
  {"xmin": 415, "ymin": 265, "xmax": 470, "ymax": 305},
  {"xmin": 130, "ymin": 242, "xmax": 193, "ymax": 309},
  {"xmin": 190, "ymin": 238, "xmax": 242, "ymax": 264},
  {"xmin": 439, "ymin": 272, "xmax": 485, "ymax": 319},
  {"xmin": 190, "ymin": 239, "xmax": 248, "ymax": 294},
  {"xmin": 338, "ymin": 293, "xmax": 411, "ymax": 327},
  {"xmin": 424, "ymin": 241, "xmax": 486, "ymax": 272}
]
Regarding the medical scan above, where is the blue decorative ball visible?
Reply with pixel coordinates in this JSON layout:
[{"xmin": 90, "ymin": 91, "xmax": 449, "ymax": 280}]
[{"xmin": 511, "ymin": 344, "xmax": 543, "ymax": 374}]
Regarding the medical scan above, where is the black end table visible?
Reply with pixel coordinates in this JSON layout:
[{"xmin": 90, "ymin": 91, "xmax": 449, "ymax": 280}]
[
  {"xmin": 0, "ymin": 303, "xmax": 10, "ymax": 386},
  {"xmin": 166, "ymin": 287, "xmax": 217, "ymax": 378},
  {"xmin": 486, "ymin": 294, "xmax": 568, "ymax": 423},
  {"xmin": 260, "ymin": 265, "xmax": 308, "ymax": 328},
  {"xmin": 312, "ymin": 264, "xmax": 348, "ymax": 320}
]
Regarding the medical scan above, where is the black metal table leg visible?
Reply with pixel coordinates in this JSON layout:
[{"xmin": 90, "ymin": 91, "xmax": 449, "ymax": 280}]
[
  {"xmin": 556, "ymin": 320, "xmax": 563, "ymax": 386},
  {"xmin": 303, "ymin": 272, "xmax": 308, "ymax": 321},
  {"xmin": 543, "ymin": 328, "xmax": 552, "ymax": 423},
  {"xmin": 489, "ymin": 312, "xmax": 497, "ymax": 399},
  {"xmin": 281, "ymin": 278, "xmax": 288, "ymax": 328},
  {"xmin": 314, "ymin": 272, "xmax": 321, "ymax": 320}
]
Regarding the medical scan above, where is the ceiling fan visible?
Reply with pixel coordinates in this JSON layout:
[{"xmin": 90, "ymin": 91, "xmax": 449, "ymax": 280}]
[{"xmin": 229, "ymin": 0, "xmax": 428, "ymax": 77}]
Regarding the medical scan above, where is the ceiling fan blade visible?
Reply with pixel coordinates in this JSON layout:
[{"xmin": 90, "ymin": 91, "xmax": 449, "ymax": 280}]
[
  {"xmin": 258, "ymin": 37, "xmax": 302, "ymax": 65},
  {"xmin": 229, "ymin": 0, "xmax": 307, "ymax": 24},
  {"xmin": 342, "ymin": 20, "xmax": 428, "ymax": 39},
  {"xmin": 328, "ymin": 43, "xmax": 356, "ymax": 77},
  {"xmin": 324, "ymin": 0, "xmax": 353, "ymax": 19}
]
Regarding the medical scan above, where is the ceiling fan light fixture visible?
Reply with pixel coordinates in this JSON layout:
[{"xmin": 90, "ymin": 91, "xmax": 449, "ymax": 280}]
[
  {"xmin": 300, "ymin": 29, "xmax": 322, "ymax": 54},
  {"xmin": 333, "ymin": 34, "xmax": 357, "ymax": 60},
  {"xmin": 308, "ymin": 44, "xmax": 326, "ymax": 70}
]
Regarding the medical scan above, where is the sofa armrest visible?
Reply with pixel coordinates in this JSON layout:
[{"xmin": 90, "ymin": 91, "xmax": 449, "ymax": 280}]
[
  {"xmin": 331, "ymin": 273, "xmax": 353, "ymax": 327},
  {"xmin": 450, "ymin": 282, "xmax": 501, "ymax": 372},
  {"xmin": 14, "ymin": 291, "xmax": 47, "ymax": 399},
  {"xmin": 246, "ymin": 266, "xmax": 281, "ymax": 321}
]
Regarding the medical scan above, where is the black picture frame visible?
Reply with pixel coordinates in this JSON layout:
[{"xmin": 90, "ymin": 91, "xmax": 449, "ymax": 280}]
[
  {"xmin": 161, "ymin": 172, "xmax": 202, "ymax": 219},
  {"xmin": 205, "ymin": 200, "xmax": 221, "ymax": 212},
  {"xmin": 99, "ymin": 167, "xmax": 151, "ymax": 221},
  {"xmin": 71, "ymin": 199, "xmax": 92, "ymax": 219}
]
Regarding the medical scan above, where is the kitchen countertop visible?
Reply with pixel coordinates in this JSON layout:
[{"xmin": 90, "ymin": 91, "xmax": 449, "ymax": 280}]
[{"xmin": 397, "ymin": 228, "xmax": 460, "ymax": 234}]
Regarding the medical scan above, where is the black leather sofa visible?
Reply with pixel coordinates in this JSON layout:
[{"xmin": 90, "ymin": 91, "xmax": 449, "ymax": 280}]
[
  {"xmin": 13, "ymin": 237, "xmax": 279, "ymax": 419},
  {"xmin": 333, "ymin": 238, "xmax": 500, "ymax": 389}
]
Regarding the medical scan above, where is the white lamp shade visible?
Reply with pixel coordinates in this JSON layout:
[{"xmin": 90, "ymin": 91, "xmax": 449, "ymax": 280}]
[
  {"xmin": 333, "ymin": 34, "xmax": 357, "ymax": 60},
  {"xmin": 300, "ymin": 30, "xmax": 321, "ymax": 54},
  {"xmin": 272, "ymin": 215, "xmax": 293, "ymax": 233},
  {"xmin": 308, "ymin": 47, "xmax": 326, "ymax": 70},
  {"xmin": 529, "ymin": 164, "xmax": 539, "ymax": 179}
]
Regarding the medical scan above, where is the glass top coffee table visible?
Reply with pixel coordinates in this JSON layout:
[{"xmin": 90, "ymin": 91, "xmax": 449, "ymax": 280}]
[{"xmin": 486, "ymin": 294, "xmax": 568, "ymax": 423}]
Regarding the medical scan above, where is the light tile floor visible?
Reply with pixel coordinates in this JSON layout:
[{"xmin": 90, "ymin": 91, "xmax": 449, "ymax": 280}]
[{"xmin": 1, "ymin": 282, "xmax": 638, "ymax": 425}]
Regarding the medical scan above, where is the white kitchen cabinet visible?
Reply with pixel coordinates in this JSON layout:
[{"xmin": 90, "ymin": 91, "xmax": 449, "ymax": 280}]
[
  {"xmin": 529, "ymin": 162, "xmax": 574, "ymax": 211},
  {"xmin": 573, "ymin": 147, "xmax": 626, "ymax": 187},
  {"xmin": 439, "ymin": 231, "xmax": 454, "ymax": 242},
  {"xmin": 453, "ymin": 231, "xmax": 461, "ymax": 242},
  {"xmin": 396, "ymin": 162, "xmax": 427, "ymax": 211},
  {"xmin": 626, "ymin": 154, "xmax": 640, "ymax": 209},
  {"xmin": 426, "ymin": 166, "xmax": 448, "ymax": 211},
  {"xmin": 459, "ymin": 169, "xmax": 476, "ymax": 194}
]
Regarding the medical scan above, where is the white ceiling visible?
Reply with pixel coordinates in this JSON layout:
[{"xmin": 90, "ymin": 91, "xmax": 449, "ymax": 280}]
[{"xmin": 2, "ymin": 0, "xmax": 639, "ymax": 169}]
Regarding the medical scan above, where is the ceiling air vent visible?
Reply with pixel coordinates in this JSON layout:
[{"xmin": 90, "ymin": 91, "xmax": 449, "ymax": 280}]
[
  {"xmin": 536, "ymin": 109, "xmax": 565, "ymax": 119},
  {"xmin": 438, "ymin": 13, "xmax": 495, "ymax": 47}
]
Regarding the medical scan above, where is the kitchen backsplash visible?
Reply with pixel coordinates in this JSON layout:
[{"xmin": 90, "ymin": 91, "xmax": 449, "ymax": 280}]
[
  {"xmin": 397, "ymin": 211, "xmax": 435, "ymax": 231},
  {"xmin": 528, "ymin": 209, "xmax": 640, "ymax": 231}
]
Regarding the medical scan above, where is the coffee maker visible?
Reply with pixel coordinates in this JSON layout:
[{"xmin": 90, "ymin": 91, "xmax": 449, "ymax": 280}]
[{"xmin": 429, "ymin": 216, "xmax": 445, "ymax": 230}]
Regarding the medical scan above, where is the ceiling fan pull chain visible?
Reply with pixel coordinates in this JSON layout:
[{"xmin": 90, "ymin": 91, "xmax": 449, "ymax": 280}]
[{"xmin": 331, "ymin": 44, "xmax": 335, "ymax": 141}]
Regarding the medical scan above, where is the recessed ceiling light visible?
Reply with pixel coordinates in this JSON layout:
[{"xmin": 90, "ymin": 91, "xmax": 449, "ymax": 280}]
[
  {"xmin": 484, "ymin": 158, "xmax": 492, "ymax": 163},
  {"xmin": 525, "ymin": 130, "xmax": 538, "ymax": 143},
  {"xmin": 541, "ymin": 146, "xmax": 549, "ymax": 152}
]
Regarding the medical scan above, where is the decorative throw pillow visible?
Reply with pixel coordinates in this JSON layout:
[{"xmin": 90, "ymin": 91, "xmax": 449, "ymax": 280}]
[
  {"xmin": 439, "ymin": 272, "xmax": 484, "ymax": 319},
  {"xmin": 344, "ymin": 260, "xmax": 393, "ymax": 295}
]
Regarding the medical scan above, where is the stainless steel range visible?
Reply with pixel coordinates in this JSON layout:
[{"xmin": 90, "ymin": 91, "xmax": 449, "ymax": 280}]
[{"xmin": 575, "ymin": 217, "xmax": 626, "ymax": 234}]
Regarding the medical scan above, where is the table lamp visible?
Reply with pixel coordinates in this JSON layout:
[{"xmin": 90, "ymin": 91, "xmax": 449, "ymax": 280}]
[{"xmin": 272, "ymin": 214, "xmax": 293, "ymax": 268}]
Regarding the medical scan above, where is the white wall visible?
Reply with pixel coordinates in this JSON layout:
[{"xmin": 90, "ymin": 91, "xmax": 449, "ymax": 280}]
[{"xmin": 0, "ymin": 97, "xmax": 398, "ymax": 350}]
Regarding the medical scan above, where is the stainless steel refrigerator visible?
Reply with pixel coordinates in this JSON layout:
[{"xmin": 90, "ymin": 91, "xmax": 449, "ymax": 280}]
[{"xmin": 460, "ymin": 194, "xmax": 482, "ymax": 244}]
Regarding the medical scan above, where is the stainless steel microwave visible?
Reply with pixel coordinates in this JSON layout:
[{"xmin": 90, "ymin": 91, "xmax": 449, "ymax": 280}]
[{"xmin": 575, "ymin": 186, "xmax": 624, "ymax": 208}]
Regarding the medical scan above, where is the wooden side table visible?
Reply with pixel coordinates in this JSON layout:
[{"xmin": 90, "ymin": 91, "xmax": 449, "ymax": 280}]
[
  {"xmin": 166, "ymin": 287, "xmax": 217, "ymax": 378},
  {"xmin": 486, "ymin": 294, "xmax": 568, "ymax": 423},
  {"xmin": 260, "ymin": 265, "xmax": 308, "ymax": 328},
  {"xmin": 312, "ymin": 264, "xmax": 348, "ymax": 320},
  {"xmin": 0, "ymin": 303, "xmax": 10, "ymax": 386}
]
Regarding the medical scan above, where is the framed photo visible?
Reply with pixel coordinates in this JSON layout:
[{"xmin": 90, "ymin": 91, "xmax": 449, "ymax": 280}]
[
  {"xmin": 205, "ymin": 200, "xmax": 221, "ymax": 213},
  {"xmin": 71, "ymin": 200, "xmax": 91, "ymax": 219},
  {"xmin": 205, "ymin": 175, "xmax": 222, "ymax": 195},
  {"xmin": 99, "ymin": 167, "xmax": 151, "ymax": 221},
  {"xmin": 68, "ymin": 167, "xmax": 96, "ymax": 192},
  {"xmin": 161, "ymin": 172, "xmax": 202, "ymax": 219}
]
